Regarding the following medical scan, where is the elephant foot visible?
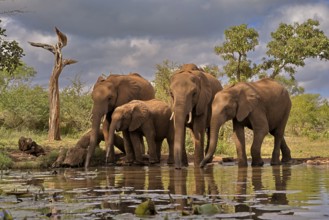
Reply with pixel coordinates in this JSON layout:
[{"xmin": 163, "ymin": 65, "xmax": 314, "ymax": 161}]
[
  {"xmin": 106, "ymin": 162, "xmax": 116, "ymax": 167},
  {"xmin": 251, "ymin": 160, "xmax": 264, "ymax": 167},
  {"xmin": 149, "ymin": 160, "xmax": 160, "ymax": 165},
  {"xmin": 281, "ymin": 157, "xmax": 292, "ymax": 164},
  {"xmin": 270, "ymin": 158, "xmax": 282, "ymax": 166},
  {"xmin": 134, "ymin": 160, "xmax": 146, "ymax": 166},
  {"xmin": 167, "ymin": 159, "xmax": 174, "ymax": 165}
]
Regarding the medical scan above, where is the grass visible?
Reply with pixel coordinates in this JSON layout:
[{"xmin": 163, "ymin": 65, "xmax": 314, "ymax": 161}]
[
  {"xmin": 0, "ymin": 128, "xmax": 328, "ymax": 169},
  {"xmin": 217, "ymin": 134, "xmax": 329, "ymax": 160}
]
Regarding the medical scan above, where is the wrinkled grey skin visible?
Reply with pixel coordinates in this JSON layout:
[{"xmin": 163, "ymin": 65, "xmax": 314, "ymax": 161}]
[
  {"xmin": 85, "ymin": 73, "xmax": 155, "ymax": 168},
  {"xmin": 200, "ymin": 78, "xmax": 292, "ymax": 168},
  {"xmin": 169, "ymin": 64, "xmax": 223, "ymax": 169},
  {"xmin": 106, "ymin": 99, "xmax": 174, "ymax": 165}
]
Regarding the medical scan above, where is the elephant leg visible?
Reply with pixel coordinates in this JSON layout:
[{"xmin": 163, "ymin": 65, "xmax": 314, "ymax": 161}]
[
  {"xmin": 102, "ymin": 119, "xmax": 111, "ymax": 162},
  {"xmin": 113, "ymin": 134, "xmax": 125, "ymax": 153},
  {"xmin": 181, "ymin": 127, "xmax": 188, "ymax": 167},
  {"xmin": 129, "ymin": 132, "xmax": 144, "ymax": 165},
  {"xmin": 233, "ymin": 121, "xmax": 247, "ymax": 167},
  {"xmin": 280, "ymin": 138, "xmax": 292, "ymax": 163},
  {"xmin": 166, "ymin": 137, "xmax": 174, "ymax": 164},
  {"xmin": 192, "ymin": 118, "xmax": 206, "ymax": 165},
  {"xmin": 122, "ymin": 131, "xmax": 135, "ymax": 164},
  {"xmin": 271, "ymin": 133, "xmax": 282, "ymax": 165},
  {"xmin": 270, "ymin": 123, "xmax": 291, "ymax": 165},
  {"xmin": 250, "ymin": 130, "xmax": 267, "ymax": 166},
  {"xmin": 144, "ymin": 129, "xmax": 159, "ymax": 164},
  {"xmin": 139, "ymin": 135, "xmax": 145, "ymax": 155},
  {"xmin": 155, "ymin": 140, "xmax": 163, "ymax": 163}
]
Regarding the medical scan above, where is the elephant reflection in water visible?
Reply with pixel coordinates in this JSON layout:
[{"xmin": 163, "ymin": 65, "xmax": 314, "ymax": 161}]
[
  {"xmin": 168, "ymin": 169, "xmax": 188, "ymax": 210},
  {"xmin": 168, "ymin": 167, "xmax": 219, "ymax": 210},
  {"xmin": 193, "ymin": 167, "xmax": 219, "ymax": 199},
  {"xmin": 234, "ymin": 166, "xmax": 291, "ymax": 217}
]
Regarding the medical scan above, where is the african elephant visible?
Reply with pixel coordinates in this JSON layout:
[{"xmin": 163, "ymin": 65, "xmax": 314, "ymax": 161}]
[
  {"xmin": 169, "ymin": 64, "xmax": 223, "ymax": 169},
  {"xmin": 106, "ymin": 99, "xmax": 174, "ymax": 165},
  {"xmin": 200, "ymin": 78, "xmax": 292, "ymax": 168},
  {"xmin": 85, "ymin": 73, "xmax": 155, "ymax": 168}
]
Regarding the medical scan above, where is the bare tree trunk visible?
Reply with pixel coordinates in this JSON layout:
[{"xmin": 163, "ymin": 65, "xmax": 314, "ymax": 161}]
[
  {"xmin": 48, "ymin": 67, "xmax": 61, "ymax": 140},
  {"xmin": 29, "ymin": 27, "xmax": 77, "ymax": 141}
]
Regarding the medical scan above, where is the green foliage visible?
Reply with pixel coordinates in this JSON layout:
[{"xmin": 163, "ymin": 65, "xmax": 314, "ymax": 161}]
[
  {"xmin": 60, "ymin": 75, "xmax": 92, "ymax": 134},
  {"xmin": 288, "ymin": 94, "xmax": 329, "ymax": 139},
  {"xmin": 0, "ymin": 151, "xmax": 13, "ymax": 169},
  {"xmin": 0, "ymin": 63, "xmax": 36, "ymax": 92},
  {"xmin": 0, "ymin": 20, "xmax": 24, "ymax": 74},
  {"xmin": 275, "ymin": 75, "xmax": 304, "ymax": 96},
  {"xmin": 262, "ymin": 19, "xmax": 329, "ymax": 79},
  {"xmin": 214, "ymin": 24, "xmax": 259, "ymax": 82},
  {"xmin": 0, "ymin": 84, "xmax": 48, "ymax": 130},
  {"xmin": 202, "ymin": 64, "xmax": 220, "ymax": 78},
  {"xmin": 153, "ymin": 60, "xmax": 178, "ymax": 104},
  {"xmin": 215, "ymin": 19, "xmax": 329, "ymax": 85}
]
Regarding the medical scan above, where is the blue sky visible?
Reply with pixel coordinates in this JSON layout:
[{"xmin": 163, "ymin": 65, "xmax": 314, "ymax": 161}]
[{"xmin": 1, "ymin": 0, "xmax": 329, "ymax": 98}]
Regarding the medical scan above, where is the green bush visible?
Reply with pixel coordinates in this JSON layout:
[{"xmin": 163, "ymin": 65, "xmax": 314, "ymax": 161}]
[
  {"xmin": 0, "ymin": 151, "xmax": 13, "ymax": 169},
  {"xmin": 60, "ymin": 76, "xmax": 93, "ymax": 135},
  {"xmin": 0, "ymin": 84, "xmax": 48, "ymax": 130},
  {"xmin": 288, "ymin": 94, "xmax": 329, "ymax": 139}
]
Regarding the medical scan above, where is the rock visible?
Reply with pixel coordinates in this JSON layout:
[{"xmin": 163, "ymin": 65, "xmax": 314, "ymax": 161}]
[{"xmin": 18, "ymin": 137, "xmax": 45, "ymax": 157}]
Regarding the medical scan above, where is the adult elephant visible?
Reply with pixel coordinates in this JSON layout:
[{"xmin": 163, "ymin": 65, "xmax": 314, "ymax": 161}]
[
  {"xmin": 170, "ymin": 63, "xmax": 223, "ymax": 169},
  {"xmin": 200, "ymin": 78, "xmax": 292, "ymax": 168},
  {"xmin": 85, "ymin": 73, "xmax": 155, "ymax": 168},
  {"xmin": 106, "ymin": 99, "xmax": 174, "ymax": 165}
]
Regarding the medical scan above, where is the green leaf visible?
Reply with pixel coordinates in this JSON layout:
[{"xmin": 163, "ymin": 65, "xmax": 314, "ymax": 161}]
[{"xmin": 134, "ymin": 199, "xmax": 156, "ymax": 216}]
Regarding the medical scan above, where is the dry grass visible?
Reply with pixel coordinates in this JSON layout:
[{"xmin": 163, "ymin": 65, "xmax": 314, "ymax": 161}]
[{"xmin": 245, "ymin": 135, "xmax": 329, "ymax": 160}]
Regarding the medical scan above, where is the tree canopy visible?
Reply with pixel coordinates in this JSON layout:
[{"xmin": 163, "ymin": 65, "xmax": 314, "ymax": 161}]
[
  {"xmin": 0, "ymin": 20, "xmax": 24, "ymax": 74},
  {"xmin": 215, "ymin": 19, "xmax": 329, "ymax": 83},
  {"xmin": 214, "ymin": 24, "xmax": 259, "ymax": 82},
  {"xmin": 262, "ymin": 19, "xmax": 329, "ymax": 79}
]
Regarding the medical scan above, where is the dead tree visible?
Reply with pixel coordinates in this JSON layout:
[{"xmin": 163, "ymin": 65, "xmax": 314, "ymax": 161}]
[{"xmin": 29, "ymin": 27, "xmax": 77, "ymax": 140}]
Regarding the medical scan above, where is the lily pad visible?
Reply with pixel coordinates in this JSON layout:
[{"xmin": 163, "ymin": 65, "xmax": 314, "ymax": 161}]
[{"xmin": 193, "ymin": 203, "xmax": 221, "ymax": 215}]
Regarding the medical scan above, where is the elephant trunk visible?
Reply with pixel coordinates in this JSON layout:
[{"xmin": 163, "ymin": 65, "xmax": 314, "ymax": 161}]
[
  {"xmin": 172, "ymin": 107, "xmax": 188, "ymax": 169},
  {"xmin": 200, "ymin": 114, "xmax": 223, "ymax": 168},
  {"xmin": 85, "ymin": 112, "xmax": 103, "ymax": 168},
  {"xmin": 106, "ymin": 119, "xmax": 118, "ymax": 164}
]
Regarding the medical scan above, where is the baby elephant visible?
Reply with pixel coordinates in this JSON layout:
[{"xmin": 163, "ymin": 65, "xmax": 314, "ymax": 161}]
[{"xmin": 106, "ymin": 99, "xmax": 174, "ymax": 165}]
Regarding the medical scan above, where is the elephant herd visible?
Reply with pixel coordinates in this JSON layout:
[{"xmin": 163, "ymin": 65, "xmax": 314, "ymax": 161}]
[{"xmin": 84, "ymin": 63, "xmax": 292, "ymax": 169}]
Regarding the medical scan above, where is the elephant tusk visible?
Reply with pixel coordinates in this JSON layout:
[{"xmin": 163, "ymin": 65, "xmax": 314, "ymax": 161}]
[
  {"xmin": 170, "ymin": 112, "xmax": 175, "ymax": 120},
  {"xmin": 187, "ymin": 112, "xmax": 192, "ymax": 123}
]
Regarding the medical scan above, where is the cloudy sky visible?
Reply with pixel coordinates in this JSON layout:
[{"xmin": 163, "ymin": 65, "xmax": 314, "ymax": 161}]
[{"xmin": 1, "ymin": 0, "xmax": 329, "ymax": 98}]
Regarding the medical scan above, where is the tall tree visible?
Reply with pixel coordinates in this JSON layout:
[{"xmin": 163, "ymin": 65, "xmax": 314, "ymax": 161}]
[
  {"xmin": 214, "ymin": 24, "xmax": 259, "ymax": 82},
  {"xmin": 29, "ymin": 27, "xmax": 77, "ymax": 141},
  {"xmin": 0, "ymin": 20, "xmax": 24, "ymax": 75},
  {"xmin": 261, "ymin": 19, "xmax": 329, "ymax": 79}
]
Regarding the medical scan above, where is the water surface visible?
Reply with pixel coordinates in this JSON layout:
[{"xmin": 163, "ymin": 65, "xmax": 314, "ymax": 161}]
[{"xmin": 0, "ymin": 164, "xmax": 329, "ymax": 219}]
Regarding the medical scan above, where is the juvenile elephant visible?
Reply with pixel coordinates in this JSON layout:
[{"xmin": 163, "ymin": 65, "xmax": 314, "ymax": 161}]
[
  {"xmin": 170, "ymin": 64, "xmax": 223, "ymax": 169},
  {"xmin": 85, "ymin": 73, "xmax": 155, "ymax": 168},
  {"xmin": 106, "ymin": 99, "xmax": 174, "ymax": 165},
  {"xmin": 200, "ymin": 78, "xmax": 292, "ymax": 168}
]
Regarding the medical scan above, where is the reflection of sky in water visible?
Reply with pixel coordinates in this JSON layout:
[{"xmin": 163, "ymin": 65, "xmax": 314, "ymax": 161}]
[{"xmin": 0, "ymin": 165, "xmax": 329, "ymax": 219}]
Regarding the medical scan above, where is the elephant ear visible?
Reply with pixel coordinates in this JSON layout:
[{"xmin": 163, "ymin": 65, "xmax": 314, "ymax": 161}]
[
  {"xmin": 117, "ymin": 77, "xmax": 142, "ymax": 106},
  {"xmin": 129, "ymin": 102, "xmax": 150, "ymax": 131},
  {"xmin": 236, "ymin": 85, "xmax": 259, "ymax": 122},
  {"xmin": 195, "ymin": 72, "xmax": 212, "ymax": 115}
]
